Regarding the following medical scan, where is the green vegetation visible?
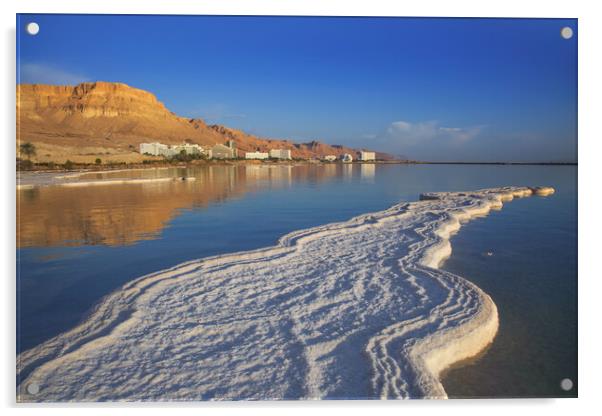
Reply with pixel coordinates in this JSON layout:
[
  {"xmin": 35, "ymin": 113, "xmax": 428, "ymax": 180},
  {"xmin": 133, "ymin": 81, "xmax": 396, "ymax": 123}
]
[
  {"xmin": 167, "ymin": 152, "xmax": 207, "ymax": 163},
  {"xmin": 106, "ymin": 161, "xmax": 127, "ymax": 167},
  {"xmin": 95, "ymin": 158, "xmax": 102, "ymax": 165},
  {"xmin": 19, "ymin": 142, "xmax": 36, "ymax": 161},
  {"xmin": 64, "ymin": 160, "xmax": 74, "ymax": 170},
  {"xmin": 17, "ymin": 159, "xmax": 33, "ymax": 170}
]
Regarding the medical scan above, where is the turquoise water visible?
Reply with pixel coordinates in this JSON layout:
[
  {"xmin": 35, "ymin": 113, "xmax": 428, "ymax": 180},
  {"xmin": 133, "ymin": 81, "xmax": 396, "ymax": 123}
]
[{"xmin": 16, "ymin": 164, "xmax": 577, "ymax": 398}]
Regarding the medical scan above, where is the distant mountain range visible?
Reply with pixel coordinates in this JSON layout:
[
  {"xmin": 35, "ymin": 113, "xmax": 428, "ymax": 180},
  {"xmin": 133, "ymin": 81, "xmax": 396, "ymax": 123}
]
[{"xmin": 17, "ymin": 81, "xmax": 392, "ymax": 163}]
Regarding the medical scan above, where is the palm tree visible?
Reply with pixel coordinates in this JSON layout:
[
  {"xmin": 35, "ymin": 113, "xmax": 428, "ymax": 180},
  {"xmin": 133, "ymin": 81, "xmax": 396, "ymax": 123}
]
[{"xmin": 19, "ymin": 142, "xmax": 36, "ymax": 161}]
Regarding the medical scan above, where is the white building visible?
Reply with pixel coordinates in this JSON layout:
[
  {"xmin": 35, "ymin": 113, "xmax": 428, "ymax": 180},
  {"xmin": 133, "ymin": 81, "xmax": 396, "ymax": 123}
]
[
  {"xmin": 161, "ymin": 147, "xmax": 177, "ymax": 157},
  {"xmin": 323, "ymin": 155, "xmax": 337, "ymax": 162},
  {"xmin": 269, "ymin": 149, "xmax": 292, "ymax": 160},
  {"xmin": 172, "ymin": 143, "xmax": 203, "ymax": 156},
  {"xmin": 211, "ymin": 143, "xmax": 236, "ymax": 159},
  {"xmin": 359, "ymin": 151, "xmax": 376, "ymax": 161},
  {"xmin": 340, "ymin": 153, "xmax": 353, "ymax": 163},
  {"xmin": 140, "ymin": 142, "xmax": 169, "ymax": 156},
  {"xmin": 245, "ymin": 151, "xmax": 269, "ymax": 160},
  {"xmin": 140, "ymin": 142, "xmax": 204, "ymax": 158}
]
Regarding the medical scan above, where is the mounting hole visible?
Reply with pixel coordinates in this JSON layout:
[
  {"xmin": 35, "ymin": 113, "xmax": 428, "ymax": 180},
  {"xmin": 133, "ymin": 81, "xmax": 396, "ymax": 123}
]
[
  {"xmin": 26, "ymin": 382, "xmax": 40, "ymax": 395},
  {"xmin": 26, "ymin": 22, "xmax": 40, "ymax": 36},
  {"xmin": 560, "ymin": 378, "xmax": 573, "ymax": 391},
  {"xmin": 560, "ymin": 27, "xmax": 573, "ymax": 40}
]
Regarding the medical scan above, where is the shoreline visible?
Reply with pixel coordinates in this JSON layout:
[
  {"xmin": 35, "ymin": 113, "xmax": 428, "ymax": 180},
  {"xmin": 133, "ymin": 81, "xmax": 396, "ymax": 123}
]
[
  {"xmin": 16, "ymin": 159, "xmax": 577, "ymax": 174},
  {"xmin": 16, "ymin": 161, "xmax": 574, "ymax": 190}
]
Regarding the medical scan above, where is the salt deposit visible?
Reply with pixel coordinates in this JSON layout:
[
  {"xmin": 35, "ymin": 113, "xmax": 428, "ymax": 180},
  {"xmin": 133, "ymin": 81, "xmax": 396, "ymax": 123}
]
[{"xmin": 531, "ymin": 186, "xmax": 555, "ymax": 196}]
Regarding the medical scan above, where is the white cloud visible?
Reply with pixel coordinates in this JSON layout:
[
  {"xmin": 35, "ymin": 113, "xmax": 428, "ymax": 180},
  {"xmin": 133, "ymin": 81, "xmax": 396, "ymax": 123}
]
[
  {"xmin": 365, "ymin": 119, "xmax": 573, "ymax": 162},
  {"xmin": 364, "ymin": 119, "xmax": 488, "ymax": 160},
  {"xmin": 386, "ymin": 120, "xmax": 483, "ymax": 147},
  {"xmin": 19, "ymin": 63, "xmax": 89, "ymax": 85}
]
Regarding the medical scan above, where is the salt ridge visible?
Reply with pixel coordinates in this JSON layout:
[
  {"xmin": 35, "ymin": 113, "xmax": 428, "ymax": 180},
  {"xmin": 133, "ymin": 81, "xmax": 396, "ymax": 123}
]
[{"xmin": 17, "ymin": 186, "xmax": 553, "ymax": 401}]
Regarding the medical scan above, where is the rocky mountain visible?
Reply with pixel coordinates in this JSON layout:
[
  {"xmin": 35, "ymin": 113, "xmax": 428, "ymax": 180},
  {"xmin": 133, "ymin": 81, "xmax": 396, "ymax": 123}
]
[{"xmin": 17, "ymin": 81, "xmax": 390, "ymax": 163}]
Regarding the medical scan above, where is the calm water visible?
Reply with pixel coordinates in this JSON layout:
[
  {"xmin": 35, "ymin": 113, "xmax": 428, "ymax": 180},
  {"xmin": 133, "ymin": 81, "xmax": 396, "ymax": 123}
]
[{"xmin": 16, "ymin": 164, "xmax": 577, "ymax": 398}]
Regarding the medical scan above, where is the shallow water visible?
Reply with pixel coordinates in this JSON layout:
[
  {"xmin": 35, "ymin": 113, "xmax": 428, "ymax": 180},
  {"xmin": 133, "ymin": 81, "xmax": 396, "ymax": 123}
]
[
  {"xmin": 441, "ymin": 172, "xmax": 577, "ymax": 398},
  {"xmin": 16, "ymin": 163, "xmax": 577, "ymax": 398}
]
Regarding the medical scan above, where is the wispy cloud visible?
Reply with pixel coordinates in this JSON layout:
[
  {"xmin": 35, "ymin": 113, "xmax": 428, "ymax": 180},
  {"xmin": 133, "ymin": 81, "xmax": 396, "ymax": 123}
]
[
  {"xmin": 386, "ymin": 120, "xmax": 484, "ymax": 147},
  {"xmin": 377, "ymin": 119, "xmax": 577, "ymax": 162},
  {"xmin": 19, "ymin": 63, "xmax": 89, "ymax": 85},
  {"xmin": 355, "ymin": 119, "xmax": 488, "ymax": 160}
]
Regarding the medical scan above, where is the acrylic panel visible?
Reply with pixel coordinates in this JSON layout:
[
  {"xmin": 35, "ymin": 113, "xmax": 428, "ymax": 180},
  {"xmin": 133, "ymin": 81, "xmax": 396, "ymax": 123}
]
[{"xmin": 16, "ymin": 14, "xmax": 577, "ymax": 401}]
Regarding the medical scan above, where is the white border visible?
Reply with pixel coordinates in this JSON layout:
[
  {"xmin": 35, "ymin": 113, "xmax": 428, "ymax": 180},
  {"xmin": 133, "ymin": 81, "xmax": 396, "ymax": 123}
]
[
  {"xmin": 3, "ymin": 0, "xmax": 587, "ymax": 18},
  {"xmin": 2, "ymin": 1, "xmax": 599, "ymax": 415}
]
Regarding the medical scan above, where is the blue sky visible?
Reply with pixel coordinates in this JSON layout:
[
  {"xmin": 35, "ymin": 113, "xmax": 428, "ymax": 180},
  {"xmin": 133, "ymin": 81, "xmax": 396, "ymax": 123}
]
[{"xmin": 17, "ymin": 15, "xmax": 577, "ymax": 162}]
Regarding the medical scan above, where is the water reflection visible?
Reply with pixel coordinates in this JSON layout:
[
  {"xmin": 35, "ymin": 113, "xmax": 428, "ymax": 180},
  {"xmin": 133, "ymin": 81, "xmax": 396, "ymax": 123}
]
[
  {"xmin": 17, "ymin": 164, "xmax": 340, "ymax": 248},
  {"xmin": 360, "ymin": 163, "xmax": 376, "ymax": 182},
  {"xmin": 342, "ymin": 163, "xmax": 353, "ymax": 179}
]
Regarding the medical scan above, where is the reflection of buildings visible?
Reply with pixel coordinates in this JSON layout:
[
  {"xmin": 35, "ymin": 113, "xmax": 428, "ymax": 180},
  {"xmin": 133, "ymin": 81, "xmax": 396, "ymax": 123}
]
[
  {"xmin": 322, "ymin": 163, "xmax": 336, "ymax": 178},
  {"xmin": 244, "ymin": 165, "xmax": 294, "ymax": 187},
  {"xmin": 360, "ymin": 163, "xmax": 376, "ymax": 181},
  {"xmin": 342, "ymin": 163, "xmax": 353, "ymax": 179},
  {"xmin": 17, "ymin": 164, "xmax": 340, "ymax": 248}
]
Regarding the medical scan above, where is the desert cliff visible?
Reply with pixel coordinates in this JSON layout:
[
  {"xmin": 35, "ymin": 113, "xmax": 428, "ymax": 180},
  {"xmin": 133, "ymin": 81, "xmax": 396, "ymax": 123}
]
[{"xmin": 17, "ymin": 82, "xmax": 389, "ymax": 163}]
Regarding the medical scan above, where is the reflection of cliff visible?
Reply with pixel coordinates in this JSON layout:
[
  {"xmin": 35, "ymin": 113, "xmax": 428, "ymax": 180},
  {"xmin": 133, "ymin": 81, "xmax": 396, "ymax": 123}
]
[{"xmin": 17, "ymin": 165, "xmax": 340, "ymax": 248}]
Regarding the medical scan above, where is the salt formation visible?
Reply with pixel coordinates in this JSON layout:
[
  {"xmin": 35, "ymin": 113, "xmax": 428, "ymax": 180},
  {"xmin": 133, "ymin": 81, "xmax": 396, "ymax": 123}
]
[
  {"xmin": 531, "ymin": 186, "xmax": 555, "ymax": 196},
  {"xmin": 17, "ymin": 186, "xmax": 554, "ymax": 401}
]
